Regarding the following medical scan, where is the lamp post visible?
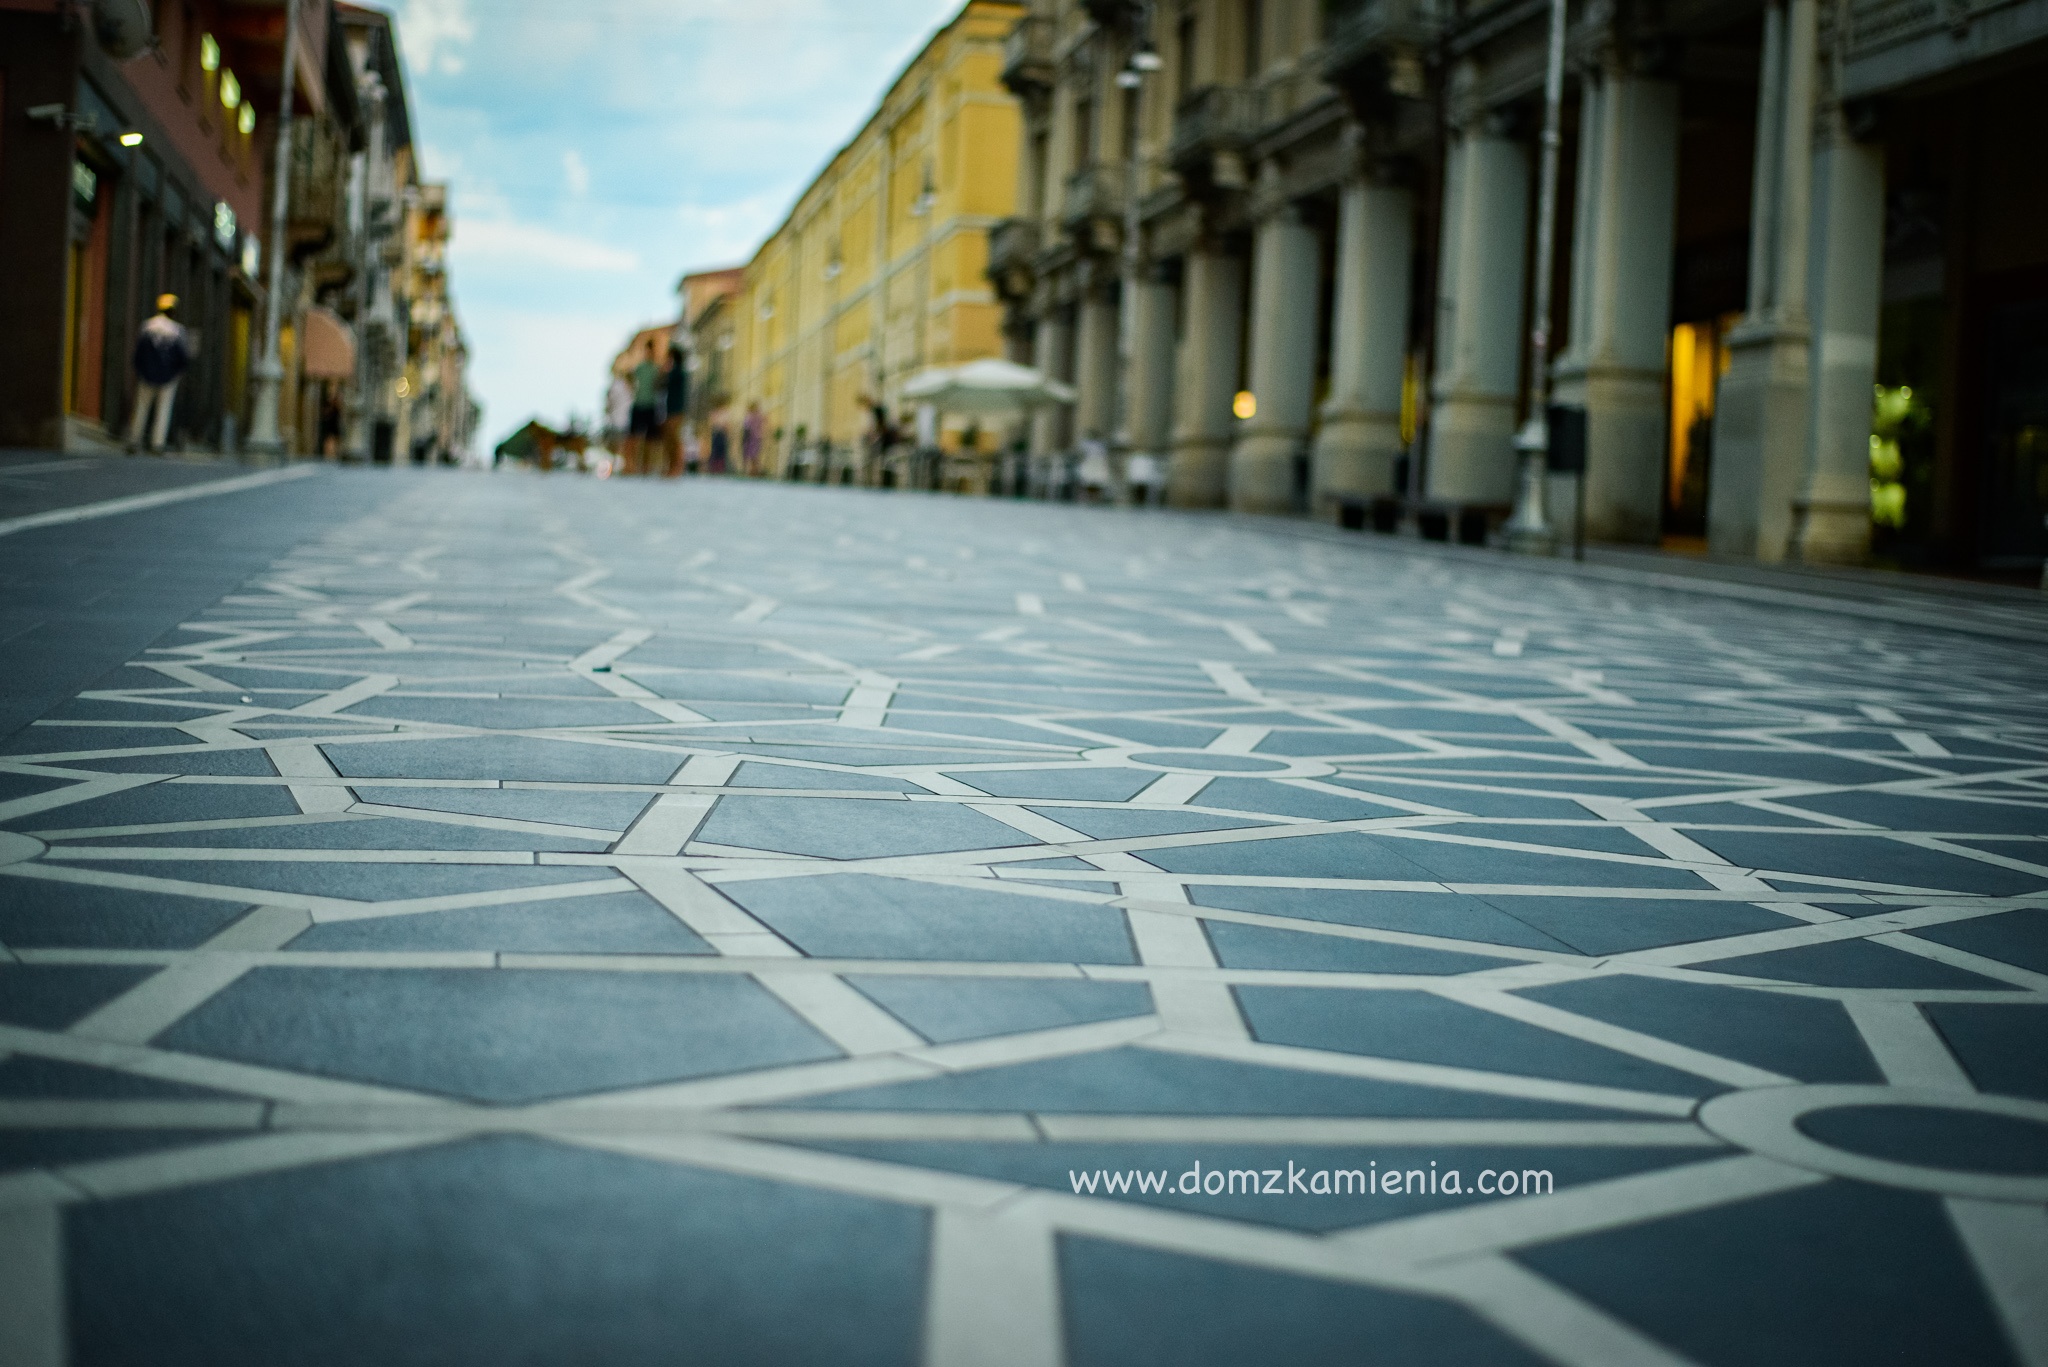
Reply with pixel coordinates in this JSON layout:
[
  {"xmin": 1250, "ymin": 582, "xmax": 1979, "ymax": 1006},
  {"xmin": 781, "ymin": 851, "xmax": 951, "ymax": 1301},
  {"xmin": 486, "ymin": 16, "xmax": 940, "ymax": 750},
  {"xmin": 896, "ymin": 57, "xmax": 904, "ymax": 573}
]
[
  {"xmin": 1114, "ymin": 3, "xmax": 1160, "ymax": 503},
  {"xmin": 245, "ymin": 0, "xmax": 300, "ymax": 457},
  {"xmin": 1502, "ymin": 0, "xmax": 1568, "ymax": 553}
]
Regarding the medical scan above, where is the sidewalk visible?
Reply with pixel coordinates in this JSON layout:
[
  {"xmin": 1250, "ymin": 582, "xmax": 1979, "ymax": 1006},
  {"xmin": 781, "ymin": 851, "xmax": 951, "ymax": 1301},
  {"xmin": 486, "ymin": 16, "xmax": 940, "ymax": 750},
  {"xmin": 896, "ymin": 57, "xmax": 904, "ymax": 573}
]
[{"xmin": 1242, "ymin": 514, "xmax": 2048, "ymax": 647}]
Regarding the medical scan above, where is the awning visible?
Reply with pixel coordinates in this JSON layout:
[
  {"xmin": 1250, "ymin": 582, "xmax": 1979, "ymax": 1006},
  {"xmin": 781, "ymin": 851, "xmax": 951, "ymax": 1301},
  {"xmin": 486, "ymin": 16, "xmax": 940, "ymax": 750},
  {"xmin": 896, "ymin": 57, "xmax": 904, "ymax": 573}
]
[{"xmin": 302, "ymin": 306, "xmax": 357, "ymax": 380}]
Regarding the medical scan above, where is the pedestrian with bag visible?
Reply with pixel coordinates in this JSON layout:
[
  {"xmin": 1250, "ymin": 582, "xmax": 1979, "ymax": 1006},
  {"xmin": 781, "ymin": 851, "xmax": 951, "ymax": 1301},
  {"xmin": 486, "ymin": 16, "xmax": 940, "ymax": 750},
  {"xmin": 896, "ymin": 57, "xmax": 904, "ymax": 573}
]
[{"xmin": 126, "ymin": 294, "xmax": 191, "ymax": 454}]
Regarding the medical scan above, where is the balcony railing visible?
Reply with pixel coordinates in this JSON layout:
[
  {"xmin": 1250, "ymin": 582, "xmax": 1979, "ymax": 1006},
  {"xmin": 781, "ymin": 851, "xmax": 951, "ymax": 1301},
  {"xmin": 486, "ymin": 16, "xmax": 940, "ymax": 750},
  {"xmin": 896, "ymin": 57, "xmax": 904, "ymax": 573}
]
[
  {"xmin": 1840, "ymin": 0, "xmax": 2045, "ymax": 95},
  {"xmin": 986, "ymin": 216, "xmax": 1040, "ymax": 303},
  {"xmin": 1062, "ymin": 164, "xmax": 1125, "ymax": 231},
  {"xmin": 1081, "ymin": 0, "xmax": 1140, "ymax": 27},
  {"xmin": 1320, "ymin": 0, "xmax": 1436, "ymax": 90},
  {"xmin": 987, "ymin": 217, "xmax": 1041, "ymax": 275},
  {"xmin": 1168, "ymin": 85, "xmax": 1253, "ymax": 178},
  {"xmin": 1001, "ymin": 15, "xmax": 1055, "ymax": 97},
  {"xmin": 287, "ymin": 119, "xmax": 350, "ymax": 253}
]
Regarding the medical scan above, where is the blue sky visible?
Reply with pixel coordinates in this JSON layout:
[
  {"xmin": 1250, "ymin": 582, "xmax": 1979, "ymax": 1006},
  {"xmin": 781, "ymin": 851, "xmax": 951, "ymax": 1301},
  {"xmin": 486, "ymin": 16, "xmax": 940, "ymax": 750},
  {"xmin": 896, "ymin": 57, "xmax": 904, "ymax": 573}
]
[{"xmin": 391, "ymin": 0, "xmax": 968, "ymax": 447}]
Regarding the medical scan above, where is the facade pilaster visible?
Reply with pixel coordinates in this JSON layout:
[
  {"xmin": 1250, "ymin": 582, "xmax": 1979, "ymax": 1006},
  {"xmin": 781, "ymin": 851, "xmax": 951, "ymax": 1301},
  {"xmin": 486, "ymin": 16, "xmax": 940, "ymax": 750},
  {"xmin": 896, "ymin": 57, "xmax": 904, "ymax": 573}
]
[
  {"xmin": 1074, "ymin": 283, "xmax": 1121, "ymax": 444},
  {"xmin": 1789, "ymin": 121, "xmax": 1884, "ymax": 563},
  {"xmin": 1549, "ymin": 63, "xmax": 1680, "ymax": 543},
  {"xmin": 1708, "ymin": 0, "xmax": 1817, "ymax": 560},
  {"xmin": 1313, "ymin": 171, "xmax": 1413, "ymax": 515},
  {"xmin": 1169, "ymin": 246, "xmax": 1245, "ymax": 507},
  {"xmin": 1122, "ymin": 265, "xmax": 1178, "ymax": 474},
  {"xmin": 1425, "ymin": 117, "xmax": 1530, "ymax": 504},
  {"xmin": 1230, "ymin": 201, "xmax": 1320, "ymax": 514},
  {"xmin": 1029, "ymin": 311, "xmax": 1073, "ymax": 463}
]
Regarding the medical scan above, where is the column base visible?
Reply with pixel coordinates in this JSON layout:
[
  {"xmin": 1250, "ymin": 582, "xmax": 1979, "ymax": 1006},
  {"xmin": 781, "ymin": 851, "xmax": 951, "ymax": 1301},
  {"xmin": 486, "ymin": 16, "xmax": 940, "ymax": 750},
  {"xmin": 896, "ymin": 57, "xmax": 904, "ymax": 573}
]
[
  {"xmin": 1791, "ymin": 498, "xmax": 1872, "ymax": 565},
  {"xmin": 1168, "ymin": 437, "xmax": 1230, "ymax": 508},
  {"xmin": 1707, "ymin": 323, "xmax": 1810, "ymax": 561},
  {"xmin": 1311, "ymin": 408, "xmax": 1401, "ymax": 518},
  {"xmin": 1425, "ymin": 393, "xmax": 1518, "ymax": 503},
  {"xmin": 1229, "ymin": 427, "xmax": 1303, "ymax": 515},
  {"xmin": 1552, "ymin": 361, "xmax": 1669, "ymax": 544}
]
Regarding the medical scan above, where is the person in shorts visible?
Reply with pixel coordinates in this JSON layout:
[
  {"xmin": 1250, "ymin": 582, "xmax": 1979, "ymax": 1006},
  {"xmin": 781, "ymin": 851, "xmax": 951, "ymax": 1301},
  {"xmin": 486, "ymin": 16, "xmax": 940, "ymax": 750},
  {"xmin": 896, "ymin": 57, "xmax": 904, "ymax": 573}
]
[{"xmin": 626, "ymin": 339, "xmax": 663, "ymax": 475}]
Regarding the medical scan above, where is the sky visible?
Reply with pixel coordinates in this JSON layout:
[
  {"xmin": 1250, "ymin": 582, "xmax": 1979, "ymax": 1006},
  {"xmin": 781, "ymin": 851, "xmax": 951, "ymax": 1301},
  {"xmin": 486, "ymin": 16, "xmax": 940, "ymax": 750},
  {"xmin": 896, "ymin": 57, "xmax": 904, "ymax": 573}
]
[{"xmin": 389, "ymin": 0, "xmax": 969, "ymax": 448}]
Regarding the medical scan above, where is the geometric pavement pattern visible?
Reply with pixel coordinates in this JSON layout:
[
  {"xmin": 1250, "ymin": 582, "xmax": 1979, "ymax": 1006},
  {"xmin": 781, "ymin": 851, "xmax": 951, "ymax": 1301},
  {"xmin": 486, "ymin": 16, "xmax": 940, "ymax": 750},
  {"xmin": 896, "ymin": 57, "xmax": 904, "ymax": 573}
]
[{"xmin": 2, "ymin": 473, "xmax": 2045, "ymax": 1366}]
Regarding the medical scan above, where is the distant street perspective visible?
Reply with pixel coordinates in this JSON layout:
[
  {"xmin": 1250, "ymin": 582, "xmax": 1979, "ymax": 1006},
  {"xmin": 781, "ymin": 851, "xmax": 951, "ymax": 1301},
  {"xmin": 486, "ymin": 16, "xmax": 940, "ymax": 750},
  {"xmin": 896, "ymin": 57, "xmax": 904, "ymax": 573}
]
[{"xmin": 2, "ymin": 466, "xmax": 2047, "ymax": 1366}]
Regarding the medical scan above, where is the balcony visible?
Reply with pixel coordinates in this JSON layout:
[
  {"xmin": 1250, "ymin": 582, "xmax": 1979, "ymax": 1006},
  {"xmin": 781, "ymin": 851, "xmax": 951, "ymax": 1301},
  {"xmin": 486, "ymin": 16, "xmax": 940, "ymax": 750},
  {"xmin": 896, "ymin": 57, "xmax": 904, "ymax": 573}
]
[
  {"xmin": 983, "ymin": 216, "xmax": 1040, "ymax": 274},
  {"xmin": 1840, "ymin": 0, "xmax": 2048, "ymax": 97},
  {"xmin": 1168, "ymin": 85, "xmax": 1253, "ymax": 185},
  {"xmin": 1001, "ymin": 15, "xmax": 1055, "ymax": 98},
  {"xmin": 286, "ymin": 119, "xmax": 350, "ymax": 256},
  {"xmin": 1081, "ymin": 0, "xmax": 1140, "ymax": 27},
  {"xmin": 1062, "ymin": 164, "xmax": 1125, "ymax": 237},
  {"xmin": 1320, "ymin": 0, "xmax": 1435, "ymax": 97}
]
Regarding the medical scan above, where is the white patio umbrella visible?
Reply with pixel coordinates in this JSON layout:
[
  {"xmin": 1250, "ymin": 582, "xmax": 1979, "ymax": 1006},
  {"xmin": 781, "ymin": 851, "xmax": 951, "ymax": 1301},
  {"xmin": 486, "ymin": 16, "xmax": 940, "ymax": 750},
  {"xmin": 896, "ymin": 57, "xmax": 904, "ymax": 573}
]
[{"xmin": 899, "ymin": 358, "xmax": 1075, "ymax": 417}]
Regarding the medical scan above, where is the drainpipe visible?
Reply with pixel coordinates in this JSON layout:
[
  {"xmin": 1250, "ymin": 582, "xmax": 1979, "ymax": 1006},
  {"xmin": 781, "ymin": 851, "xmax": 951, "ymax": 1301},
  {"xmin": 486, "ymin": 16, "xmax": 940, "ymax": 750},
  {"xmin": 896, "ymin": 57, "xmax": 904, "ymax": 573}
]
[{"xmin": 244, "ymin": 0, "xmax": 301, "ymax": 457}]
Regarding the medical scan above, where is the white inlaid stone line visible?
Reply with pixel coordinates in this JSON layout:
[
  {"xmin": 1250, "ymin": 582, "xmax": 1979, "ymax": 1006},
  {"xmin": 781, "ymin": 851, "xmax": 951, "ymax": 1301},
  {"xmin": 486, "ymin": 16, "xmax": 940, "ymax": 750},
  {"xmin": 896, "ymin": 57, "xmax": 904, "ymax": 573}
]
[
  {"xmin": 923, "ymin": 1208, "xmax": 1063, "ymax": 1367},
  {"xmin": 1945, "ymin": 1199, "xmax": 2048, "ymax": 1367},
  {"xmin": 614, "ymin": 794, "xmax": 718, "ymax": 856},
  {"xmin": 1222, "ymin": 622, "xmax": 1276, "ymax": 655},
  {"xmin": 264, "ymin": 740, "xmax": 355, "ymax": 814},
  {"xmin": 1843, "ymin": 999, "xmax": 1978, "ymax": 1091},
  {"xmin": 754, "ymin": 973, "xmax": 924, "ymax": 1055},
  {"xmin": 627, "ymin": 864, "xmax": 799, "ymax": 956}
]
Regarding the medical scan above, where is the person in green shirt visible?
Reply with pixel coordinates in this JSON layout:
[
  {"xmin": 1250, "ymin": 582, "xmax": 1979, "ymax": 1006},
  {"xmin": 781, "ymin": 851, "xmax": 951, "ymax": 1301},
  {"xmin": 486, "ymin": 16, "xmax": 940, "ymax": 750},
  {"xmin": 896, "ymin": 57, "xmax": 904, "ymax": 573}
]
[{"xmin": 626, "ymin": 339, "xmax": 662, "ymax": 475}]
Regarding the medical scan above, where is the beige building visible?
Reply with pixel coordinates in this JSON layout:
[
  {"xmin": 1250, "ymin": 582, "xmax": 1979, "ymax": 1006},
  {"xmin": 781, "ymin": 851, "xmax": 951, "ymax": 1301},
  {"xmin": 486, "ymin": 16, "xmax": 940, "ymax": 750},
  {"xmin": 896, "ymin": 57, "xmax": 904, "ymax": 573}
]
[
  {"xmin": 991, "ymin": 0, "xmax": 2048, "ymax": 574},
  {"xmin": 729, "ymin": 0, "xmax": 1026, "ymax": 485}
]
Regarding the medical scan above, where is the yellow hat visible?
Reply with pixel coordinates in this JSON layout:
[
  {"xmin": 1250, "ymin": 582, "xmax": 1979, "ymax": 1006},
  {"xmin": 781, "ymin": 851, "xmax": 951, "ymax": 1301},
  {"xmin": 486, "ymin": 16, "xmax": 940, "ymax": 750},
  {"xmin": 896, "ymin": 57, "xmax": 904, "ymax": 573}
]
[{"xmin": 156, "ymin": 293, "xmax": 179, "ymax": 312}]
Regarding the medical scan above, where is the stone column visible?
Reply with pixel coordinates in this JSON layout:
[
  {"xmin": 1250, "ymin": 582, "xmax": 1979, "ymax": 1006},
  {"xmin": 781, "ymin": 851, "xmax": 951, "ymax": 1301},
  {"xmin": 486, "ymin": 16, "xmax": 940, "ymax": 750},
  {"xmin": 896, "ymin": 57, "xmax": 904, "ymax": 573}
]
[
  {"xmin": 1549, "ymin": 67, "xmax": 1680, "ymax": 543},
  {"xmin": 1790, "ymin": 122, "xmax": 1884, "ymax": 563},
  {"xmin": 1122, "ymin": 265, "xmax": 1178, "ymax": 474},
  {"xmin": 1425, "ymin": 123, "xmax": 1530, "ymax": 504},
  {"xmin": 1074, "ymin": 284, "xmax": 1121, "ymax": 446},
  {"xmin": 1029, "ymin": 311, "xmax": 1073, "ymax": 471},
  {"xmin": 1230, "ymin": 203, "xmax": 1320, "ymax": 514},
  {"xmin": 1708, "ymin": 0, "xmax": 1817, "ymax": 560},
  {"xmin": 1169, "ymin": 246, "xmax": 1244, "ymax": 507},
  {"xmin": 1313, "ymin": 174, "xmax": 1413, "ymax": 515}
]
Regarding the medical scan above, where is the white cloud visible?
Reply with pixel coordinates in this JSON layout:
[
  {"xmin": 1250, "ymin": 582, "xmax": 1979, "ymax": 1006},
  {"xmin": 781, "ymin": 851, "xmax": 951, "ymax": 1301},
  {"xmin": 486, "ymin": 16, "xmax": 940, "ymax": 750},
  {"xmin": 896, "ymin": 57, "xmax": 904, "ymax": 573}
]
[
  {"xmin": 455, "ymin": 218, "xmax": 640, "ymax": 273},
  {"xmin": 469, "ymin": 308, "xmax": 635, "ymax": 447},
  {"xmin": 562, "ymin": 149, "xmax": 590, "ymax": 198},
  {"xmin": 671, "ymin": 190, "xmax": 795, "ymax": 271},
  {"xmin": 396, "ymin": 0, "xmax": 475, "ymax": 76}
]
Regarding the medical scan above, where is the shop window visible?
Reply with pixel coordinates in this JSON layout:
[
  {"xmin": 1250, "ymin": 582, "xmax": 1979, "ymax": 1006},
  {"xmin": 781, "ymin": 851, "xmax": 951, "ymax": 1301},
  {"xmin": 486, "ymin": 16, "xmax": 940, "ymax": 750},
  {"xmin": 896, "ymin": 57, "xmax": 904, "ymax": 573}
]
[{"xmin": 1665, "ymin": 316, "xmax": 1735, "ymax": 540}]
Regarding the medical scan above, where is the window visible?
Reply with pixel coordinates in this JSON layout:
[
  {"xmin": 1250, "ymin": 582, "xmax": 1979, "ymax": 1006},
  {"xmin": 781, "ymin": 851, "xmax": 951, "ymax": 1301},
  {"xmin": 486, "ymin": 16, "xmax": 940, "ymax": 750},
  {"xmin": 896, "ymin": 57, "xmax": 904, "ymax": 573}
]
[
  {"xmin": 1072, "ymin": 96, "xmax": 1093, "ymax": 170},
  {"xmin": 1243, "ymin": 0, "xmax": 1263, "ymax": 79}
]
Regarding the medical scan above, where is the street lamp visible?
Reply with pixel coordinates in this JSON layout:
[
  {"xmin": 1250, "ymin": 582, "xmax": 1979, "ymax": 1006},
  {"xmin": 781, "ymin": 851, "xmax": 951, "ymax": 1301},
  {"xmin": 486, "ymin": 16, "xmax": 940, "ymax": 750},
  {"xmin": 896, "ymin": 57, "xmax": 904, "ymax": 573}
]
[
  {"xmin": 245, "ymin": 0, "xmax": 301, "ymax": 457},
  {"xmin": 1502, "ymin": 0, "xmax": 1568, "ymax": 554},
  {"xmin": 1114, "ymin": 1, "xmax": 1156, "ymax": 502}
]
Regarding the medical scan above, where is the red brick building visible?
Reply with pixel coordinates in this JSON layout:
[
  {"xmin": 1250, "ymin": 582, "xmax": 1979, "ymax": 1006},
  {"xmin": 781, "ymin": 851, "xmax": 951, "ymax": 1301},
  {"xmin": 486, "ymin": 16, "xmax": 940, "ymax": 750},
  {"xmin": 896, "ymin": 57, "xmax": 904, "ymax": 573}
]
[{"xmin": 0, "ymin": 0, "xmax": 349, "ymax": 451}]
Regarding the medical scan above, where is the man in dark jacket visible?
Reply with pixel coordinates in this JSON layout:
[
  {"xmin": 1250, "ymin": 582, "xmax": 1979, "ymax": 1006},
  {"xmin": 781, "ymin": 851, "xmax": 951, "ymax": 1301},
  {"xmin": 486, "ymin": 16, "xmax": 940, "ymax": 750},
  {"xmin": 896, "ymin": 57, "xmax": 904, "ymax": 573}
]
[{"xmin": 127, "ymin": 294, "xmax": 192, "ymax": 454}]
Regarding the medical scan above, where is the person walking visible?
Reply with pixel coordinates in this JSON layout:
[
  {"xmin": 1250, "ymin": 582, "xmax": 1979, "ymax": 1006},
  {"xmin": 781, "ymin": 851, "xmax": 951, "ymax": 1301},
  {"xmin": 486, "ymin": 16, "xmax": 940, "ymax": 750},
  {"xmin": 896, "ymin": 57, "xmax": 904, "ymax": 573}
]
[
  {"xmin": 741, "ymin": 402, "xmax": 765, "ymax": 478},
  {"xmin": 708, "ymin": 413, "xmax": 730, "ymax": 474},
  {"xmin": 1124, "ymin": 450, "xmax": 1162, "ymax": 506},
  {"xmin": 661, "ymin": 342, "xmax": 688, "ymax": 478},
  {"xmin": 1076, "ymin": 430, "xmax": 1112, "ymax": 504},
  {"xmin": 606, "ymin": 373, "xmax": 632, "ymax": 474},
  {"xmin": 627, "ymin": 339, "xmax": 663, "ymax": 476},
  {"xmin": 126, "ymin": 294, "xmax": 191, "ymax": 454}
]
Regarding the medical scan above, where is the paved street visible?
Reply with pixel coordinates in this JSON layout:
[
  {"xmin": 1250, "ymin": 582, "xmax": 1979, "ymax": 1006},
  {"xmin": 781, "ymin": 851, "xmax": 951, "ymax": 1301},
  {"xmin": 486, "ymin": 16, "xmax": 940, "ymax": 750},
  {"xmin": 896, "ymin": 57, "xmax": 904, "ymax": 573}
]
[{"xmin": 3, "ymin": 467, "xmax": 2046, "ymax": 1367}]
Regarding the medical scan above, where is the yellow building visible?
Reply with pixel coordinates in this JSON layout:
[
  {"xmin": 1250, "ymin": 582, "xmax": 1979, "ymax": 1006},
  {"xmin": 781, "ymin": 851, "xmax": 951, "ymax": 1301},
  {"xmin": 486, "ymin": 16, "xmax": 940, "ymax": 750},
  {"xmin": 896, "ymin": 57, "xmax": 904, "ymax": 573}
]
[{"xmin": 731, "ymin": 0, "xmax": 1023, "ymax": 482}]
